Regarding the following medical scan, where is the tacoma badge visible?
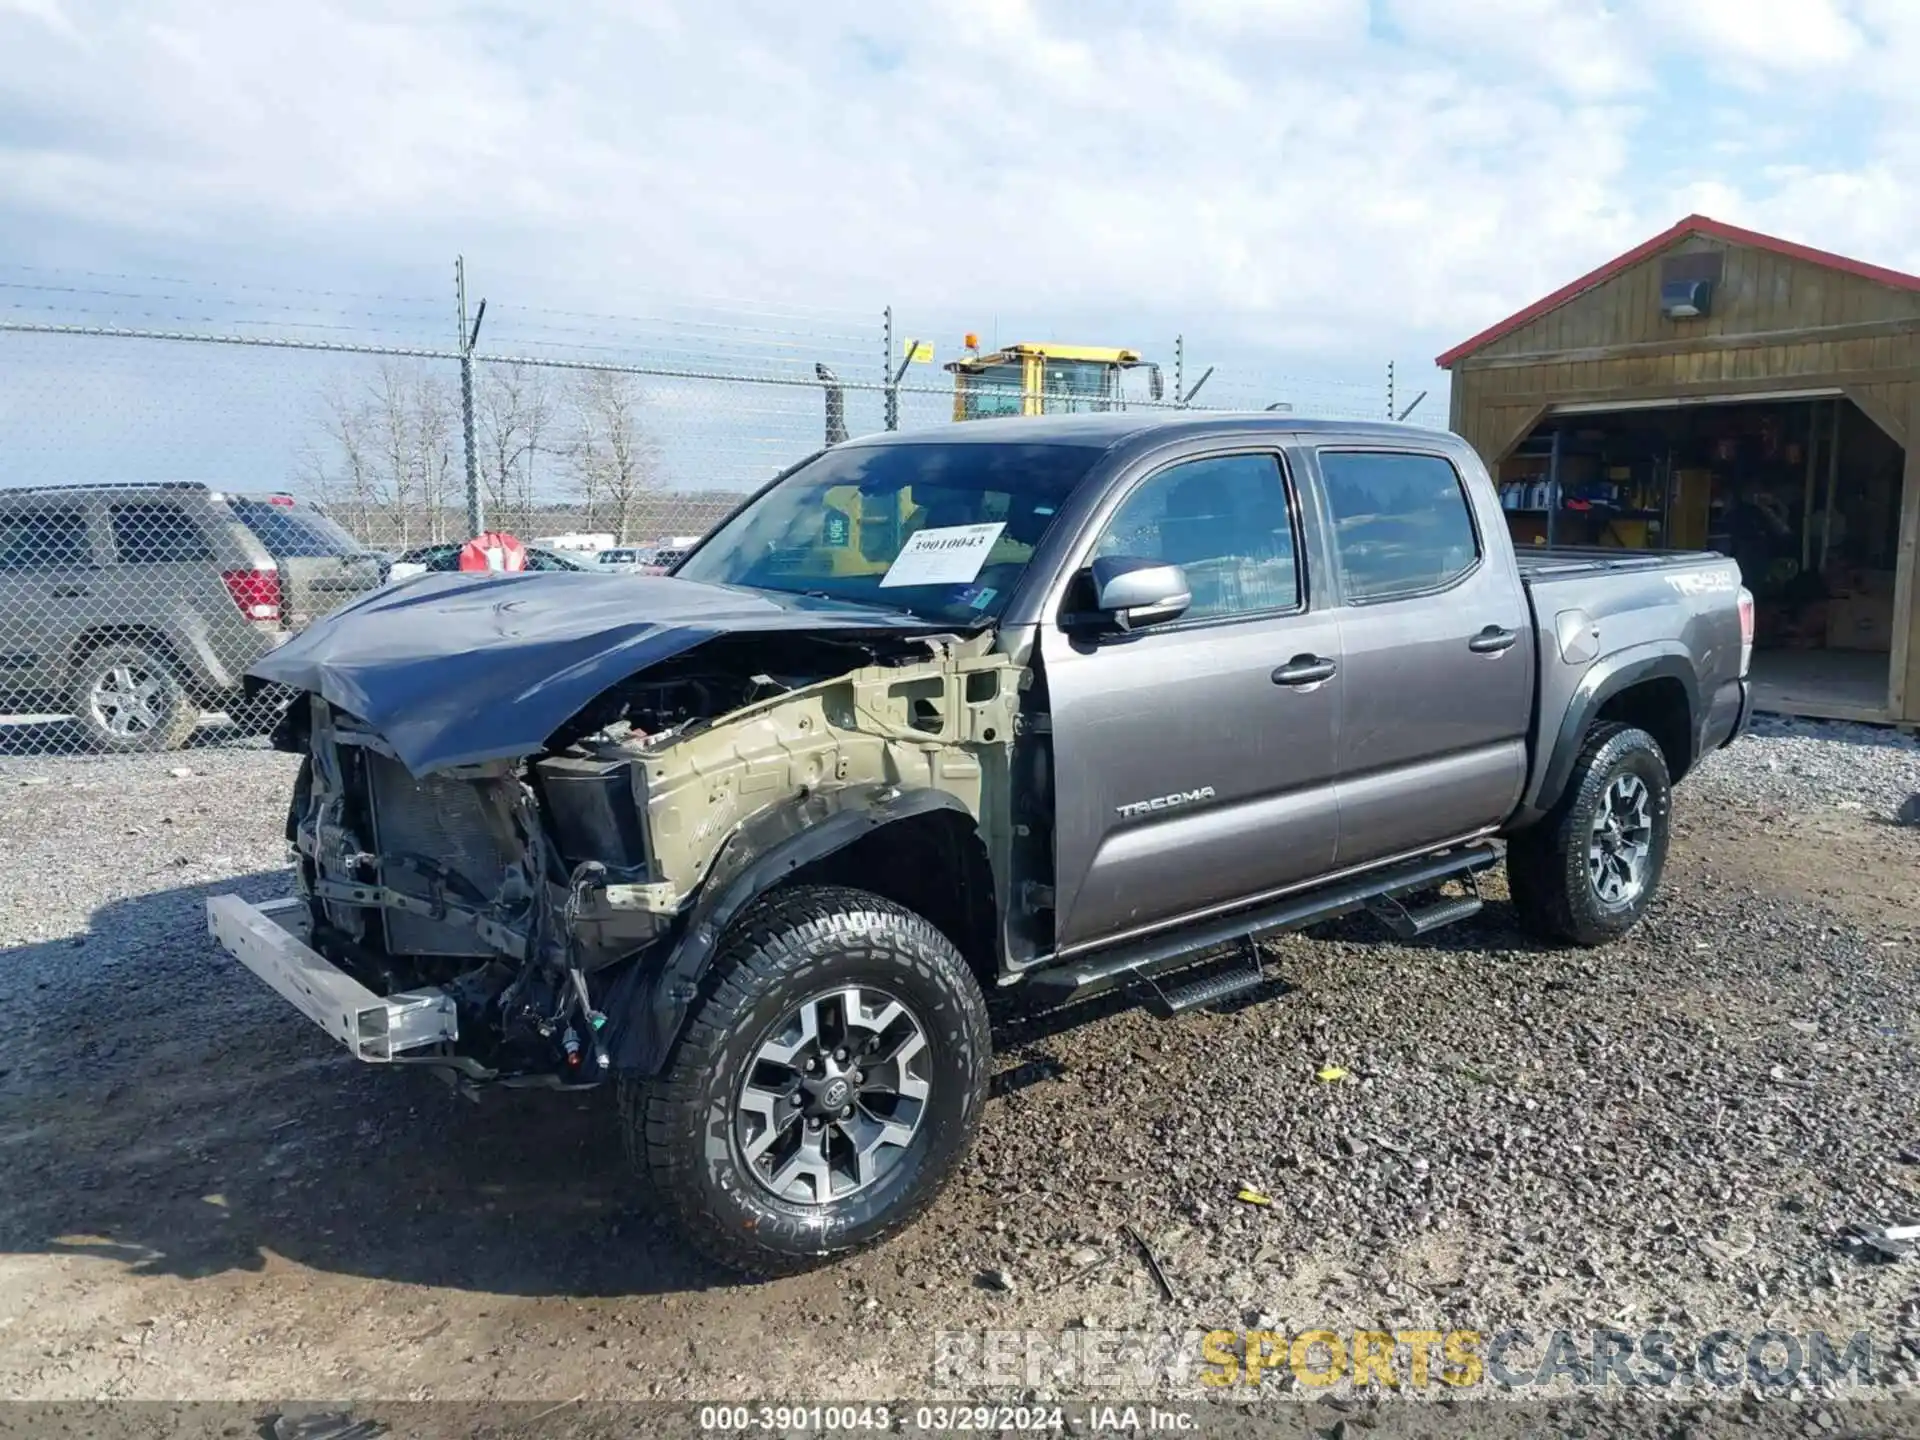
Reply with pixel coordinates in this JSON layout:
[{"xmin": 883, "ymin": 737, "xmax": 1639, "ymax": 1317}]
[{"xmin": 1116, "ymin": 786, "xmax": 1216, "ymax": 819}]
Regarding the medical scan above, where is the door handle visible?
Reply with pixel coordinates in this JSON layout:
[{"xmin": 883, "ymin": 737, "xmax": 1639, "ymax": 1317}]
[
  {"xmin": 48, "ymin": 586, "xmax": 89, "ymax": 599},
  {"xmin": 1272, "ymin": 654, "xmax": 1338, "ymax": 687},
  {"xmin": 1468, "ymin": 625, "xmax": 1518, "ymax": 655}
]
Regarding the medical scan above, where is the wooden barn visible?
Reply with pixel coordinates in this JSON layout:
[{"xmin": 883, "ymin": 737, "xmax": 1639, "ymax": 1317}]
[{"xmin": 1440, "ymin": 214, "xmax": 1920, "ymax": 726}]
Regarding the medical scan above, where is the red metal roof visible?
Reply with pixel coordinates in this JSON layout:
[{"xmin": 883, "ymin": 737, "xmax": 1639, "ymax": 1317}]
[{"xmin": 1435, "ymin": 213, "xmax": 1920, "ymax": 369}]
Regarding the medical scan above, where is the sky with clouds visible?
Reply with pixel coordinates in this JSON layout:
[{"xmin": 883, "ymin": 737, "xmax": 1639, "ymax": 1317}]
[{"xmin": 2, "ymin": 0, "xmax": 1918, "ymax": 486}]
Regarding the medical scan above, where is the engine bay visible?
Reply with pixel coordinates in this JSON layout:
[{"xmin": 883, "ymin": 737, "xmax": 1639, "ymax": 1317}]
[{"xmin": 275, "ymin": 628, "xmax": 1018, "ymax": 1087}]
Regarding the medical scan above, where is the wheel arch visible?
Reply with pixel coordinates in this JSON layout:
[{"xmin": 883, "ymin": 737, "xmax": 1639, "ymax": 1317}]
[
  {"xmin": 1519, "ymin": 646, "xmax": 1698, "ymax": 825},
  {"xmin": 65, "ymin": 624, "xmax": 190, "ymax": 688},
  {"xmin": 603, "ymin": 786, "xmax": 998, "ymax": 1075},
  {"xmin": 1506, "ymin": 719, "xmax": 1674, "ymax": 947}
]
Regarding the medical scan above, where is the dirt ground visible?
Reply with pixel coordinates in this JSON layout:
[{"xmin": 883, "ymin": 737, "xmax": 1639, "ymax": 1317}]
[{"xmin": 1, "ymin": 742, "xmax": 1918, "ymax": 1432}]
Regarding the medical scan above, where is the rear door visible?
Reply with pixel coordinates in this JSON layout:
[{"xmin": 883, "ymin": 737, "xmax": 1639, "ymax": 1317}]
[
  {"xmin": 0, "ymin": 501, "xmax": 104, "ymax": 702},
  {"xmin": 106, "ymin": 497, "xmax": 259, "ymax": 687},
  {"xmin": 1039, "ymin": 448, "xmax": 1342, "ymax": 951},
  {"xmin": 1306, "ymin": 445, "xmax": 1533, "ymax": 868},
  {"xmin": 223, "ymin": 498, "xmax": 382, "ymax": 629}
]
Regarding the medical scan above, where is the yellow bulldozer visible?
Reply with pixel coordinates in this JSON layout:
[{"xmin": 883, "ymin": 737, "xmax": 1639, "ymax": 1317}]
[
  {"xmin": 800, "ymin": 336, "xmax": 1170, "ymax": 577},
  {"xmin": 944, "ymin": 336, "xmax": 1163, "ymax": 420},
  {"xmin": 813, "ymin": 335, "xmax": 1167, "ymax": 448}
]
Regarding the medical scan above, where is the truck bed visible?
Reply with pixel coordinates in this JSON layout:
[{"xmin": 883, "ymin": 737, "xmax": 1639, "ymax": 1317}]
[{"xmin": 1513, "ymin": 545, "xmax": 1726, "ymax": 581}]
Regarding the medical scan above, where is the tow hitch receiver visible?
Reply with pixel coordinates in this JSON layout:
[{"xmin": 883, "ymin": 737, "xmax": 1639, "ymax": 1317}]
[{"xmin": 206, "ymin": 893, "xmax": 458, "ymax": 1062}]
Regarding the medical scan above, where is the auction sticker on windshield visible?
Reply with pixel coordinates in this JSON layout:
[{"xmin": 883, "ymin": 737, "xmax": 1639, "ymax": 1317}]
[{"xmin": 879, "ymin": 522, "xmax": 1005, "ymax": 588}]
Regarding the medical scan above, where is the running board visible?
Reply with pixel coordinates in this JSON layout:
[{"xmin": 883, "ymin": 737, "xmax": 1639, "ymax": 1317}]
[
  {"xmin": 1370, "ymin": 892, "xmax": 1484, "ymax": 940},
  {"xmin": 1145, "ymin": 941, "xmax": 1270, "ymax": 1018},
  {"xmin": 1025, "ymin": 843, "xmax": 1501, "ymax": 1010}
]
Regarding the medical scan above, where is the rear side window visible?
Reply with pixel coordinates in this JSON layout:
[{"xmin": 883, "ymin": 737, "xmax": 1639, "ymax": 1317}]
[
  {"xmin": 0, "ymin": 509, "xmax": 92, "ymax": 570},
  {"xmin": 110, "ymin": 503, "xmax": 212, "ymax": 564},
  {"xmin": 1318, "ymin": 451, "xmax": 1480, "ymax": 602},
  {"xmin": 227, "ymin": 499, "xmax": 364, "ymax": 558}
]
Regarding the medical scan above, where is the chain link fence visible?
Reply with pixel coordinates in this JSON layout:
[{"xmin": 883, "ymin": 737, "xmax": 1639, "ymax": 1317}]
[{"xmin": 0, "ymin": 267, "xmax": 1411, "ymax": 758}]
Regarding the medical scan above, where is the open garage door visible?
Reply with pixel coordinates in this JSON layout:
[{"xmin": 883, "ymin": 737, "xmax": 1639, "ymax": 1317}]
[{"xmin": 1498, "ymin": 394, "xmax": 1907, "ymax": 722}]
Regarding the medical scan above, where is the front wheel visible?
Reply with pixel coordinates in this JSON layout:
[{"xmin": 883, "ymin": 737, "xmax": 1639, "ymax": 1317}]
[
  {"xmin": 622, "ymin": 885, "xmax": 991, "ymax": 1277},
  {"xmin": 1507, "ymin": 722, "xmax": 1672, "ymax": 947}
]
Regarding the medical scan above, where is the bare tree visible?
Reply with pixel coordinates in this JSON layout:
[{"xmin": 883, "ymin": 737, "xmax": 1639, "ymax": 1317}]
[
  {"xmin": 367, "ymin": 363, "xmax": 425, "ymax": 547},
  {"xmin": 567, "ymin": 371, "xmax": 659, "ymax": 542},
  {"xmin": 476, "ymin": 363, "xmax": 556, "ymax": 531},
  {"xmin": 293, "ymin": 360, "xmax": 462, "ymax": 549},
  {"xmin": 295, "ymin": 375, "xmax": 380, "ymax": 540},
  {"xmin": 409, "ymin": 367, "xmax": 459, "ymax": 544}
]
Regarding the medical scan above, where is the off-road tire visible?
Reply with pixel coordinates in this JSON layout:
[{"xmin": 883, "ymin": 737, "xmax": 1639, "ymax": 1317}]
[
  {"xmin": 68, "ymin": 642, "xmax": 200, "ymax": 754},
  {"xmin": 621, "ymin": 885, "xmax": 991, "ymax": 1277},
  {"xmin": 1507, "ymin": 722, "xmax": 1672, "ymax": 947}
]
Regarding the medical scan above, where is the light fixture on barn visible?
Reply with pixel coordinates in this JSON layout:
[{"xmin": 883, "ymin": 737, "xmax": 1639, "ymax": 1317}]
[{"xmin": 1660, "ymin": 277, "xmax": 1714, "ymax": 319}]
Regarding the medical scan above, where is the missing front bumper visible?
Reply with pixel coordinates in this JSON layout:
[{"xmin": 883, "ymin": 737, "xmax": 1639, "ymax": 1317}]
[{"xmin": 206, "ymin": 893, "xmax": 459, "ymax": 1062}]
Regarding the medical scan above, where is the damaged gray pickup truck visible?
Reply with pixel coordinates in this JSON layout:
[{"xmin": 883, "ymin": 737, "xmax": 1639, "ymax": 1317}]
[{"xmin": 210, "ymin": 413, "xmax": 1754, "ymax": 1274}]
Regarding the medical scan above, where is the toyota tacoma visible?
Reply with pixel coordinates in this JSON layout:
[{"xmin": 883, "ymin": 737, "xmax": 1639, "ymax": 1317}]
[{"xmin": 209, "ymin": 414, "xmax": 1754, "ymax": 1274}]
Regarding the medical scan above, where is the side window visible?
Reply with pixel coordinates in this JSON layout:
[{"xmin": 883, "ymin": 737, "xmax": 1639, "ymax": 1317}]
[
  {"xmin": 1318, "ymin": 451, "xmax": 1480, "ymax": 602},
  {"xmin": 1091, "ymin": 453, "xmax": 1299, "ymax": 622},
  {"xmin": 110, "ymin": 504, "xmax": 213, "ymax": 564},
  {"xmin": 0, "ymin": 509, "xmax": 93, "ymax": 570}
]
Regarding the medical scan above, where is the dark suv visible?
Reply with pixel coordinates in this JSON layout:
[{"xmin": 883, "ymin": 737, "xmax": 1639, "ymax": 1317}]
[{"xmin": 0, "ymin": 484, "xmax": 381, "ymax": 752}]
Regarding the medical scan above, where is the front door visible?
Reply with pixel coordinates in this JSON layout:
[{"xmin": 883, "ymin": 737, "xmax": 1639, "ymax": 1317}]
[
  {"xmin": 1039, "ymin": 450, "xmax": 1342, "ymax": 952},
  {"xmin": 1307, "ymin": 446, "xmax": 1533, "ymax": 868}
]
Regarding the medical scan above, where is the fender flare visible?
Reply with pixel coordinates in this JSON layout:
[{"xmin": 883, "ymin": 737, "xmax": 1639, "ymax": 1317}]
[
  {"xmin": 1522, "ymin": 644, "xmax": 1700, "ymax": 823},
  {"xmin": 602, "ymin": 784, "xmax": 979, "ymax": 1075}
]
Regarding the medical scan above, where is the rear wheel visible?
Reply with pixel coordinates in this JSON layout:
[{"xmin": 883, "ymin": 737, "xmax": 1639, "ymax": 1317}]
[
  {"xmin": 69, "ymin": 642, "xmax": 199, "ymax": 753},
  {"xmin": 622, "ymin": 885, "xmax": 991, "ymax": 1277},
  {"xmin": 1507, "ymin": 722, "xmax": 1672, "ymax": 947}
]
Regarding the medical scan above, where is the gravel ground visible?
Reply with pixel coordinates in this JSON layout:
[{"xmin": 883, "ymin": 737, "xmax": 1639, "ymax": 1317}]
[
  {"xmin": 1690, "ymin": 713, "xmax": 1920, "ymax": 817},
  {"xmin": 0, "ymin": 718, "xmax": 1918, "ymax": 1437}
]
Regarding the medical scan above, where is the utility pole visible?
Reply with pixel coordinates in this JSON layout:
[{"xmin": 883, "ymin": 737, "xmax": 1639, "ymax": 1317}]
[
  {"xmin": 456, "ymin": 256, "xmax": 484, "ymax": 539},
  {"xmin": 1386, "ymin": 360, "xmax": 1396, "ymax": 421}
]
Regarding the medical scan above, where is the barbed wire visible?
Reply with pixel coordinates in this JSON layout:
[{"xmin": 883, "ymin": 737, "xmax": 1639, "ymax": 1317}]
[
  {"xmin": 0, "ymin": 263, "xmax": 452, "ymax": 309},
  {"xmin": 0, "ymin": 318, "xmax": 464, "ymax": 360},
  {"xmin": 486, "ymin": 309, "xmax": 881, "ymax": 347}
]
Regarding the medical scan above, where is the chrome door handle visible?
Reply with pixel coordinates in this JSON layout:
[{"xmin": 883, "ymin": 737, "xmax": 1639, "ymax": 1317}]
[
  {"xmin": 1272, "ymin": 655, "xmax": 1338, "ymax": 686},
  {"xmin": 1468, "ymin": 625, "xmax": 1518, "ymax": 655}
]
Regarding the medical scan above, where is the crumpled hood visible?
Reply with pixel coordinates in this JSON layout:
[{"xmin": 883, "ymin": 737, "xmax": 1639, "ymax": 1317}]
[{"xmin": 249, "ymin": 570, "xmax": 945, "ymax": 775}]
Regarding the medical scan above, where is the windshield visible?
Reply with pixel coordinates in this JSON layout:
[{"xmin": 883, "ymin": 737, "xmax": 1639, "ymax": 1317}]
[
  {"xmin": 958, "ymin": 364, "xmax": 1027, "ymax": 420},
  {"xmin": 228, "ymin": 499, "xmax": 367, "ymax": 558},
  {"xmin": 1039, "ymin": 359, "xmax": 1118, "ymax": 413},
  {"xmin": 674, "ymin": 440, "xmax": 1107, "ymax": 622}
]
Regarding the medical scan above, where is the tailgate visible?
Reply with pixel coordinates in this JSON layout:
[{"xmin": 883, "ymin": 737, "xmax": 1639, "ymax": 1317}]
[
  {"xmin": 221, "ymin": 497, "xmax": 384, "ymax": 630},
  {"xmin": 277, "ymin": 553, "xmax": 385, "ymax": 629}
]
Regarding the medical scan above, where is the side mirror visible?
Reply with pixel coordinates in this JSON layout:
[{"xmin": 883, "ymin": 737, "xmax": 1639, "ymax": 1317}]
[{"xmin": 1090, "ymin": 554, "xmax": 1190, "ymax": 631}]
